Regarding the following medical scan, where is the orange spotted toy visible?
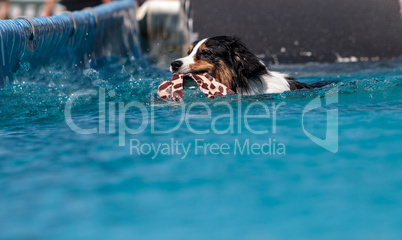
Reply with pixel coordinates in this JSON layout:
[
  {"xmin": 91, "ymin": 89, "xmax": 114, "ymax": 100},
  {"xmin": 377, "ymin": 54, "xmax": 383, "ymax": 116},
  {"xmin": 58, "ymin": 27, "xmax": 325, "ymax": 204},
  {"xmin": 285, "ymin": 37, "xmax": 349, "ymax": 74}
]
[{"xmin": 157, "ymin": 73, "xmax": 235, "ymax": 101}]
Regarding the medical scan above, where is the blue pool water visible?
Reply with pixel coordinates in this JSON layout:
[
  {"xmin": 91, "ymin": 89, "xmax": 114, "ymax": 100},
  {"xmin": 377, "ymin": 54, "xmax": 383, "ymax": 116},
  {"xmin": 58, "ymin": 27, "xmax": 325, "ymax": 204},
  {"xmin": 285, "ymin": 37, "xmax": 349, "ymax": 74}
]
[{"xmin": 1, "ymin": 58, "xmax": 402, "ymax": 239}]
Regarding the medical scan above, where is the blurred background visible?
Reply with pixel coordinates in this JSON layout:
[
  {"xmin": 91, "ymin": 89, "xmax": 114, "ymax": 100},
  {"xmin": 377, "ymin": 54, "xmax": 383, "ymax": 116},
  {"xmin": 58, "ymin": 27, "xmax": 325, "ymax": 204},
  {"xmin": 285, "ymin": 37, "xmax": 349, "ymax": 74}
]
[
  {"xmin": 138, "ymin": 0, "xmax": 402, "ymax": 66},
  {"xmin": 191, "ymin": 0, "xmax": 402, "ymax": 64},
  {"xmin": 2, "ymin": 0, "xmax": 401, "ymax": 66},
  {"xmin": 0, "ymin": 0, "xmax": 113, "ymax": 19}
]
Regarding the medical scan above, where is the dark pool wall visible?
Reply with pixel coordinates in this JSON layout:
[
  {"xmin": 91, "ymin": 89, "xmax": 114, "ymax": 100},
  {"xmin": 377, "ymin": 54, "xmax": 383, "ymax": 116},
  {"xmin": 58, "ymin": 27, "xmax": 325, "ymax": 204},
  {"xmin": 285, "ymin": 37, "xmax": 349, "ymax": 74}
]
[{"xmin": 191, "ymin": 0, "xmax": 402, "ymax": 64}]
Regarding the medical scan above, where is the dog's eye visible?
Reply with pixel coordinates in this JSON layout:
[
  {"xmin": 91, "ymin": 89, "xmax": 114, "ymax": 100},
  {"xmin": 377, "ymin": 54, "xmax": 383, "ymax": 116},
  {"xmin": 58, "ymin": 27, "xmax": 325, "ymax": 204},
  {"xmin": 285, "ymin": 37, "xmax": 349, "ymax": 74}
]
[{"xmin": 199, "ymin": 51, "xmax": 212, "ymax": 58}]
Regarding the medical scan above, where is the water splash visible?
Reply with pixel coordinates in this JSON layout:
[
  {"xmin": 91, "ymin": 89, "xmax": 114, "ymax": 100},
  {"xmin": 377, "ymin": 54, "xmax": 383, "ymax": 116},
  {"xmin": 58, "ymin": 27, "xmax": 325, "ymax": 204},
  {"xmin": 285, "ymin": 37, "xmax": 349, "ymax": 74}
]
[{"xmin": 1, "ymin": 58, "xmax": 401, "ymax": 128}]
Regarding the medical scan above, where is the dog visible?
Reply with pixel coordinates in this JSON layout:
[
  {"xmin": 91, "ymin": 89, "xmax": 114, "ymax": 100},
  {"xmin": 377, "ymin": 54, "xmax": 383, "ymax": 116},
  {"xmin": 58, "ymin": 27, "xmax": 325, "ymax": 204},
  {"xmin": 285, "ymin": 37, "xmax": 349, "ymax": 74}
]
[{"xmin": 170, "ymin": 36, "xmax": 322, "ymax": 95}]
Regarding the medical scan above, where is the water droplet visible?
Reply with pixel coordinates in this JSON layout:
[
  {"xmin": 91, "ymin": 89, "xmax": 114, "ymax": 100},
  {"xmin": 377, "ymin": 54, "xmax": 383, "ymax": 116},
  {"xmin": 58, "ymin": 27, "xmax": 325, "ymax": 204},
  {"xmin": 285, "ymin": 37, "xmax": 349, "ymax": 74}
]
[
  {"xmin": 48, "ymin": 80, "xmax": 56, "ymax": 87},
  {"xmin": 121, "ymin": 65, "xmax": 127, "ymax": 74},
  {"xmin": 108, "ymin": 90, "xmax": 116, "ymax": 98},
  {"xmin": 40, "ymin": 67, "xmax": 46, "ymax": 74}
]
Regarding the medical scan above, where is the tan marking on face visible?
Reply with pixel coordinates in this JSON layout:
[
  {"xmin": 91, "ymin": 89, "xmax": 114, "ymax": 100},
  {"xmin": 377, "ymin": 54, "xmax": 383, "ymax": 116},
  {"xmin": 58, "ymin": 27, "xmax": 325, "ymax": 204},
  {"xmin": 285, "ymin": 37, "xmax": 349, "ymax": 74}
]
[
  {"xmin": 198, "ymin": 43, "xmax": 208, "ymax": 52},
  {"xmin": 189, "ymin": 59, "xmax": 216, "ymax": 74},
  {"xmin": 188, "ymin": 44, "xmax": 194, "ymax": 54},
  {"xmin": 215, "ymin": 60, "xmax": 234, "ymax": 90}
]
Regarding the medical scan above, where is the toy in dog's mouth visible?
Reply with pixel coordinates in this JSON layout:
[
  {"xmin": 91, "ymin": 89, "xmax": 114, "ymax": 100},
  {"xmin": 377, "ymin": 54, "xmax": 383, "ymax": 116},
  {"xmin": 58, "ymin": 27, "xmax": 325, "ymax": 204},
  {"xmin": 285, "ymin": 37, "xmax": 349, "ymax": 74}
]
[{"xmin": 157, "ymin": 73, "xmax": 235, "ymax": 101}]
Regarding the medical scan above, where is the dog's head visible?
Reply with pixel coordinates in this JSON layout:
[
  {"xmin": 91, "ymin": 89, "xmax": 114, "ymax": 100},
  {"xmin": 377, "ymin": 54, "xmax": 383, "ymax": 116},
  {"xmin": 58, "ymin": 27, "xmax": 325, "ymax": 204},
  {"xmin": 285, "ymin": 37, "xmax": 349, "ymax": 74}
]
[{"xmin": 170, "ymin": 36, "xmax": 268, "ymax": 93}]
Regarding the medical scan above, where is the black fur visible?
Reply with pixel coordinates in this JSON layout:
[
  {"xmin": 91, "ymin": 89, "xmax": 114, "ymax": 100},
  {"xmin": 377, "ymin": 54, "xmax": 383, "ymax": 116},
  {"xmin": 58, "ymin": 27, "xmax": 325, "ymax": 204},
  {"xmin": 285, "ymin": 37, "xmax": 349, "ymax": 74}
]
[
  {"xmin": 187, "ymin": 36, "xmax": 335, "ymax": 93},
  {"xmin": 194, "ymin": 36, "xmax": 268, "ymax": 94},
  {"xmin": 285, "ymin": 76, "xmax": 314, "ymax": 90}
]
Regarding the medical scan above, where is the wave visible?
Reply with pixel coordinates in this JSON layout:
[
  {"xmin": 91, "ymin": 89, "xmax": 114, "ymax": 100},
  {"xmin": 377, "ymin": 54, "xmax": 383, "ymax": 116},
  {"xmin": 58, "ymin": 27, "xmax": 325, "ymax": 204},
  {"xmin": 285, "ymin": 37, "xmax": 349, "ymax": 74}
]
[{"xmin": 1, "ymin": 59, "xmax": 401, "ymax": 127}]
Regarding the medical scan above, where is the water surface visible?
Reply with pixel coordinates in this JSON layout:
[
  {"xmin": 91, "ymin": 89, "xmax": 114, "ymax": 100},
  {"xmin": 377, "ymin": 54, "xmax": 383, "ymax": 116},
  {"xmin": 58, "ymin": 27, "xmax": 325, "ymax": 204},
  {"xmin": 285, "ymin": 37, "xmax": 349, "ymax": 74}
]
[{"xmin": 1, "ymin": 59, "xmax": 401, "ymax": 239}]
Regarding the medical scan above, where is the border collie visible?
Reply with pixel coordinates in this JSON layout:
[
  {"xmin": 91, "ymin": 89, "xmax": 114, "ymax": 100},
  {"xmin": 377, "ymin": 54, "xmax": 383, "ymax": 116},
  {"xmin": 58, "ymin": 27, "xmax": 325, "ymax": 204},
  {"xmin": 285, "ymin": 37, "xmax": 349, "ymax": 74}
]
[{"xmin": 170, "ymin": 36, "xmax": 318, "ymax": 95}]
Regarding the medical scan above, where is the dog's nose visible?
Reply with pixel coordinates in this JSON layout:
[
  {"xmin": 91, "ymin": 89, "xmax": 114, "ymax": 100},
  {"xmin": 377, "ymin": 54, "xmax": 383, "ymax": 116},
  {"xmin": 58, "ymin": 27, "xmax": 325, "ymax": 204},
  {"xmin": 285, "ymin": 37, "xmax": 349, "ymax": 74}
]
[{"xmin": 171, "ymin": 60, "xmax": 183, "ymax": 72}]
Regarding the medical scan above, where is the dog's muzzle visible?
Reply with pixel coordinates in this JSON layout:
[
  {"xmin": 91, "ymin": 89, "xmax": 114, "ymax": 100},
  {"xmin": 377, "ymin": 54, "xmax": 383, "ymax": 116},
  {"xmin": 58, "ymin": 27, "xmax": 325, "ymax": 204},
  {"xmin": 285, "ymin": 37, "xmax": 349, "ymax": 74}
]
[{"xmin": 170, "ymin": 60, "xmax": 183, "ymax": 72}]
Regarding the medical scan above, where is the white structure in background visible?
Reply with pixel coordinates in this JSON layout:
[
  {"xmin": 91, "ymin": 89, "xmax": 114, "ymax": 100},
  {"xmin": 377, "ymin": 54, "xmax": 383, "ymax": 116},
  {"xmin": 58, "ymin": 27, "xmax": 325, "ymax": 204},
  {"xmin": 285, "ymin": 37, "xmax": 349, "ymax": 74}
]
[
  {"xmin": 137, "ymin": 0, "xmax": 191, "ymax": 67},
  {"xmin": 8, "ymin": 0, "xmax": 64, "ymax": 18},
  {"xmin": 400, "ymin": 0, "xmax": 402, "ymax": 22}
]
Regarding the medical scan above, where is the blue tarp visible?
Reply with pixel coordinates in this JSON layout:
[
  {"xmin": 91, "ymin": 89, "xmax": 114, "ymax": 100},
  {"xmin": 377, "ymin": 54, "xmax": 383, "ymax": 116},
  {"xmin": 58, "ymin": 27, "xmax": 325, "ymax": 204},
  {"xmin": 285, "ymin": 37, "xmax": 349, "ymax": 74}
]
[{"xmin": 0, "ymin": 0, "xmax": 143, "ymax": 86}]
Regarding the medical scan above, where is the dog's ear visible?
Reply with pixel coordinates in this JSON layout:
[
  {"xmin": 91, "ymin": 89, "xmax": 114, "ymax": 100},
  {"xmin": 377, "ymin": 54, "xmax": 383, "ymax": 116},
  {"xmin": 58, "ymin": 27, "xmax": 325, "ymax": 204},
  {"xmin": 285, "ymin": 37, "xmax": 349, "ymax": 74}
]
[
  {"xmin": 230, "ymin": 38, "xmax": 266, "ymax": 94},
  {"xmin": 231, "ymin": 38, "xmax": 266, "ymax": 77}
]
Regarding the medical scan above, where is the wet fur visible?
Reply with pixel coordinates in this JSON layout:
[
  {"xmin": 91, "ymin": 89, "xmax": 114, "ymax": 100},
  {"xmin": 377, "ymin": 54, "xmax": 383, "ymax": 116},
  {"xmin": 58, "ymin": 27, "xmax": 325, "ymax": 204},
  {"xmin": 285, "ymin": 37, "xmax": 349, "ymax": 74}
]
[{"xmin": 171, "ymin": 36, "xmax": 327, "ymax": 95}]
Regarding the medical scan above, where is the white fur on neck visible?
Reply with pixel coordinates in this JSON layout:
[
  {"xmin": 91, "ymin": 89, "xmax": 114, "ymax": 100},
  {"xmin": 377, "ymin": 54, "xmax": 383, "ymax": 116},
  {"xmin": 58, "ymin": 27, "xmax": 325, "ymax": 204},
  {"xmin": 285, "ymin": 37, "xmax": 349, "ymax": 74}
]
[{"xmin": 238, "ymin": 71, "xmax": 290, "ymax": 95}]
